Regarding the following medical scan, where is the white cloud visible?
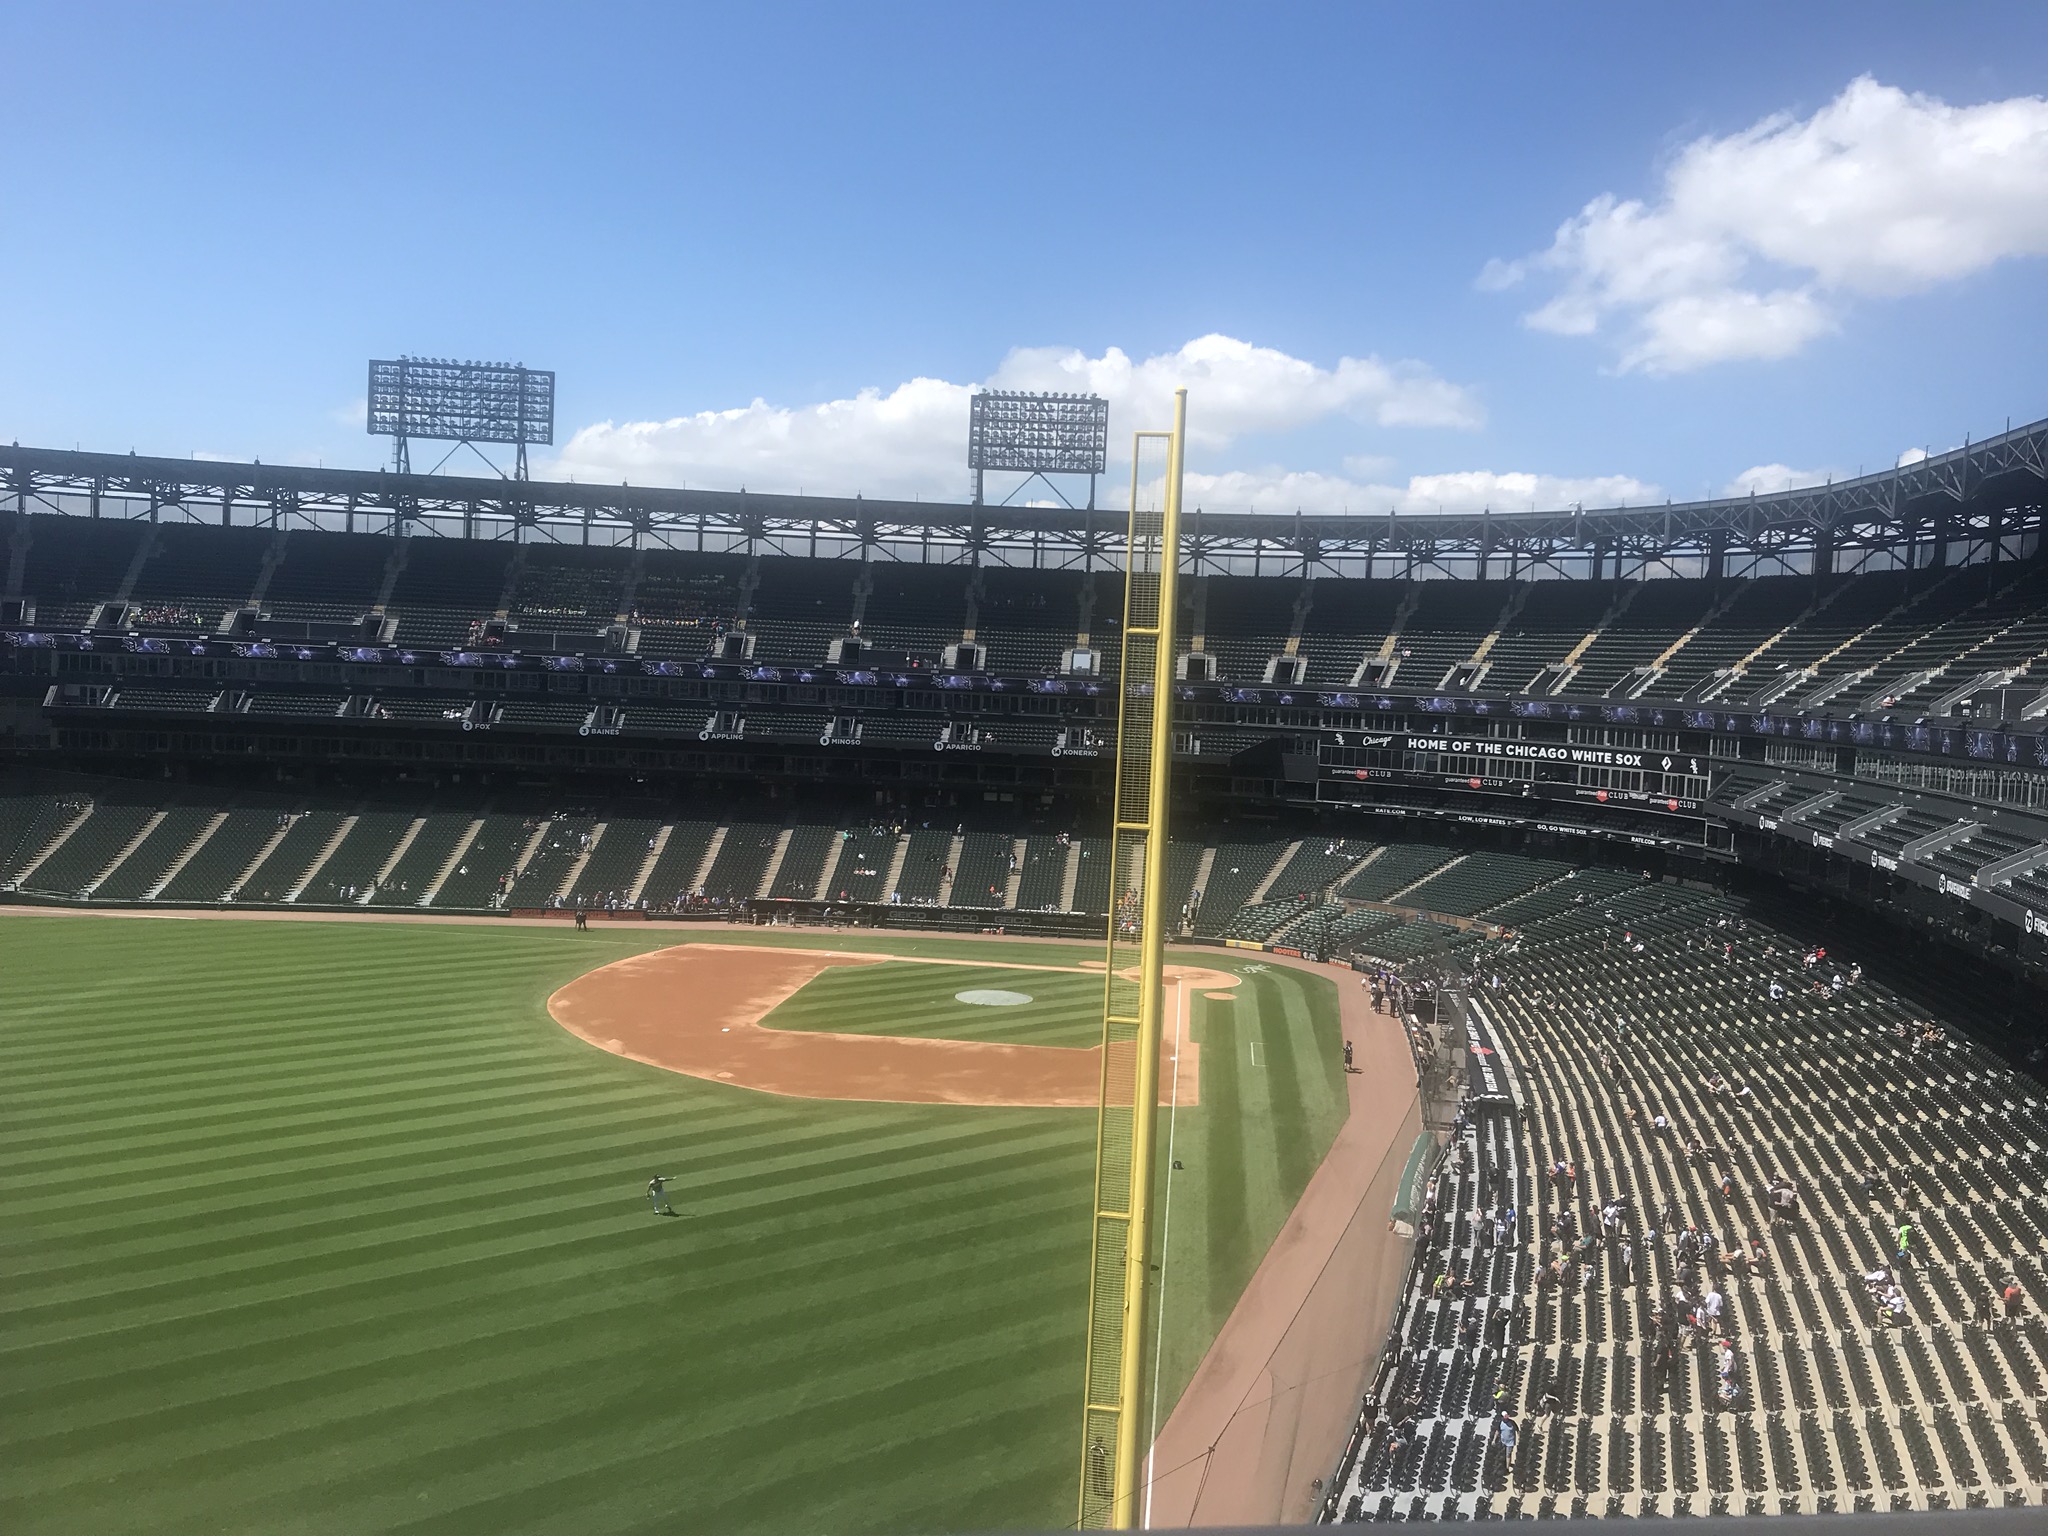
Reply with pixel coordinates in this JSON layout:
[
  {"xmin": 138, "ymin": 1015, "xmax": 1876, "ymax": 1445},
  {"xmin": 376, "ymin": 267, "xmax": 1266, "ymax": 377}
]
[
  {"xmin": 1484, "ymin": 76, "xmax": 2048, "ymax": 372},
  {"xmin": 1723, "ymin": 463, "xmax": 1833, "ymax": 497},
  {"xmin": 548, "ymin": 334, "xmax": 1482, "ymax": 500},
  {"xmin": 1895, "ymin": 446, "xmax": 1929, "ymax": 467},
  {"xmin": 1172, "ymin": 465, "xmax": 1662, "ymax": 516}
]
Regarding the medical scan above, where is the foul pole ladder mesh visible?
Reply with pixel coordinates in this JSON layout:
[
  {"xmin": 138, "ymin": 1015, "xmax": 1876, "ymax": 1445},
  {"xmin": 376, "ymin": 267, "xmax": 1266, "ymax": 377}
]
[{"xmin": 1078, "ymin": 433, "xmax": 1171, "ymax": 1529}]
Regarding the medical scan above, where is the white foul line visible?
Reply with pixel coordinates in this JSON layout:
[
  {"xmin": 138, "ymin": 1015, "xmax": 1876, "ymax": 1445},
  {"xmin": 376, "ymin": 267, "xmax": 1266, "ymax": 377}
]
[{"xmin": 1144, "ymin": 976, "xmax": 1190, "ymax": 1530}]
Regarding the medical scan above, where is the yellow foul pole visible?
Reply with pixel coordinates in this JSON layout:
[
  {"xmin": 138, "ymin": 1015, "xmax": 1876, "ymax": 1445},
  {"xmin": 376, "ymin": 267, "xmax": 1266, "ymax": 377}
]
[{"xmin": 1078, "ymin": 388, "xmax": 1186, "ymax": 1529}]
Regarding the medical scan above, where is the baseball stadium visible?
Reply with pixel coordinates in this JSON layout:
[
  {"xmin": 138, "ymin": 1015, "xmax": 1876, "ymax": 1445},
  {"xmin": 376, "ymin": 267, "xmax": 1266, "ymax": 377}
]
[{"xmin": 3, "ymin": 395, "xmax": 2048, "ymax": 1536}]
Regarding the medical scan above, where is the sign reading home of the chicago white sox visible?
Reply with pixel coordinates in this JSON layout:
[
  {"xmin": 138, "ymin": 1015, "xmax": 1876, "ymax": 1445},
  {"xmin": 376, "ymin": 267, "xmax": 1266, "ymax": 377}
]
[{"xmin": 1405, "ymin": 736, "xmax": 1699, "ymax": 772}]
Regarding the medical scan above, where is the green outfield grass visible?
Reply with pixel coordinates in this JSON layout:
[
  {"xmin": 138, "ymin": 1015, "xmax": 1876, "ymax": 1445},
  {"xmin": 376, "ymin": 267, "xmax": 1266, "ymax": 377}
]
[{"xmin": 0, "ymin": 918, "xmax": 1345, "ymax": 1535}]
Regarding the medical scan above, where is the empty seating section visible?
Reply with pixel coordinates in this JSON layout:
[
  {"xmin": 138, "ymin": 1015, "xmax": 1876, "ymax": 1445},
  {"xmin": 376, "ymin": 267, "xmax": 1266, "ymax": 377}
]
[
  {"xmin": 1916, "ymin": 826, "xmax": 2025, "ymax": 882},
  {"xmin": 0, "ymin": 793, "xmax": 81, "ymax": 883},
  {"xmin": 1218, "ymin": 896, "xmax": 1304, "ymax": 942},
  {"xmin": 19, "ymin": 516, "xmax": 150, "ymax": 628},
  {"xmin": 1014, "ymin": 836, "xmax": 1073, "ymax": 911},
  {"xmin": 565, "ymin": 817, "xmax": 662, "ymax": 906},
  {"xmin": 895, "ymin": 829, "xmax": 952, "ymax": 904},
  {"xmin": 430, "ymin": 814, "xmax": 540, "ymax": 908},
  {"xmin": 1799, "ymin": 571, "xmax": 2004, "ymax": 703},
  {"xmin": 1855, "ymin": 808, "xmax": 1956, "ymax": 860},
  {"xmin": 1483, "ymin": 869, "xmax": 1640, "ymax": 928},
  {"xmin": 741, "ymin": 559, "xmax": 852, "ymax": 667},
  {"xmin": 262, "ymin": 530, "xmax": 391, "ymax": 624},
  {"xmin": 12, "ymin": 506, "xmax": 2046, "ymax": 700},
  {"xmin": 1159, "ymin": 840, "xmax": 1207, "ymax": 930},
  {"xmin": 248, "ymin": 691, "xmax": 343, "ymax": 717},
  {"xmin": 767, "ymin": 825, "xmax": 837, "ymax": 900},
  {"xmin": 976, "ymin": 568, "xmax": 1081, "ymax": 676},
  {"xmin": 2, "ymin": 774, "xmax": 2043, "ymax": 995},
  {"xmin": 857, "ymin": 566, "xmax": 969, "ymax": 663},
  {"xmin": 77, "ymin": 806, "xmax": 218, "ymax": 899},
  {"xmin": 22, "ymin": 802, "xmax": 158, "ymax": 896},
  {"xmin": 637, "ymin": 822, "xmax": 719, "ymax": 907},
  {"xmin": 704, "ymin": 823, "xmax": 781, "ymax": 901},
  {"xmin": 1071, "ymin": 836, "xmax": 1115, "ymax": 916},
  {"xmin": 512, "ymin": 546, "xmax": 630, "ymax": 628},
  {"xmin": 365, "ymin": 814, "xmax": 467, "ymax": 905},
  {"xmin": 1334, "ymin": 862, "xmax": 2048, "ymax": 1518},
  {"xmin": 1657, "ymin": 578, "xmax": 1802, "ymax": 693},
  {"xmin": 129, "ymin": 523, "xmax": 270, "ymax": 628},
  {"xmin": 1189, "ymin": 841, "xmax": 1285, "ymax": 934},
  {"xmin": 1569, "ymin": 581, "xmax": 1719, "ymax": 695},
  {"xmin": 1200, "ymin": 576, "xmax": 1303, "ymax": 681},
  {"xmin": 1800, "ymin": 795, "xmax": 1890, "ymax": 837},
  {"xmin": 1343, "ymin": 844, "xmax": 1458, "ymax": 901},
  {"xmin": 306, "ymin": 812, "xmax": 415, "ymax": 903},
  {"xmin": 1393, "ymin": 583, "xmax": 1509, "ymax": 690},
  {"xmin": 1848, "ymin": 569, "xmax": 2046, "ymax": 705},
  {"xmin": 947, "ymin": 833, "xmax": 1014, "ymax": 908},
  {"xmin": 1485, "ymin": 582, "xmax": 1622, "ymax": 693},
  {"xmin": 1730, "ymin": 571, "xmax": 1917, "ymax": 702},
  {"xmin": 236, "ymin": 809, "xmax": 348, "ymax": 902},
  {"xmin": 1398, "ymin": 855, "xmax": 1572, "ymax": 917},
  {"xmin": 157, "ymin": 809, "xmax": 284, "ymax": 902},
  {"xmin": 1304, "ymin": 581, "xmax": 1406, "ymax": 684},
  {"xmin": 629, "ymin": 557, "xmax": 746, "ymax": 659},
  {"xmin": 114, "ymin": 684, "xmax": 214, "ymax": 712},
  {"xmin": 1266, "ymin": 838, "xmax": 1375, "ymax": 902},
  {"xmin": 389, "ymin": 538, "xmax": 513, "ymax": 647}
]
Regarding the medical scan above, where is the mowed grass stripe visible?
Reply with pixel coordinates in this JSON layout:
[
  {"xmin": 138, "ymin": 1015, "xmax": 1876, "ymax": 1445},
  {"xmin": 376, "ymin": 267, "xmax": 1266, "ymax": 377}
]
[
  {"xmin": 4, "ymin": 1104, "xmax": 1032, "ymax": 1255},
  {"xmin": 3, "ymin": 1161, "xmax": 1090, "ymax": 1434},
  {"xmin": 9, "ymin": 1195, "xmax": 1083, "ymax": 1480},
  {"xmin": 4, "ymin": 1117, "xmax": 1089, "ymax": 1334},
  {"xmin": 4, "ymin": 1181, "xmax": 1090, "ymax": 1432},
  {"xmin": 177, "ymin": 1351, "xmax": 1079, "ymax": 1536},
  {"xmin": 4, "ymin": 1118, "xmax": 1086, "ymax": 1321}
]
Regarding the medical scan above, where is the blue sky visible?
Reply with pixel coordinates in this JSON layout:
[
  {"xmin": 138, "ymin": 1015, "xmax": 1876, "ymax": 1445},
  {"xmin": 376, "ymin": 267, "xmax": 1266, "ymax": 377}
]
[{"xmin": 4, "ymin": 2, "xmax": 2046, "ymax": 513}]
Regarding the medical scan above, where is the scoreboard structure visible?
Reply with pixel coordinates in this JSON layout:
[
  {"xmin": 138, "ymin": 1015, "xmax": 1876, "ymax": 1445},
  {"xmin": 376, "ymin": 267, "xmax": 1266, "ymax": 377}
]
[
  {"xmin": 367, "ymin": 357, "xmax": 555, "ymax": 478},
  {"xmin": 969, "ymin": 390, "xmax": 1110, "ymax": 507}
]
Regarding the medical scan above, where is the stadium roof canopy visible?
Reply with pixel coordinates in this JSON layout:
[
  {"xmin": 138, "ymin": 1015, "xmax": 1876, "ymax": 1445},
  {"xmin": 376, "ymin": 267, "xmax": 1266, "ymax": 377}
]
[{"xmin": 4, "ymin": 415, "xmax": 2044, "ymax": 579}]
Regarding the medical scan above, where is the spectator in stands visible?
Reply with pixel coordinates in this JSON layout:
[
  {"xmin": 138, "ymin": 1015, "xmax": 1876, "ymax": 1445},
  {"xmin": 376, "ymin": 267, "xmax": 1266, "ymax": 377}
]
[{"xmin": 1974, "ymin": 1288, "xmax": 1999, "ymax": 1328}]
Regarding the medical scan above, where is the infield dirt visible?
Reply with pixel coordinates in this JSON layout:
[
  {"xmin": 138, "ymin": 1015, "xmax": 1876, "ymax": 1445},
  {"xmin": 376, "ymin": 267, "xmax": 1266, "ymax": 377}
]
[{"xmin": 546, "ymin": 942, "xmax": 1237, "ymax": 1106}]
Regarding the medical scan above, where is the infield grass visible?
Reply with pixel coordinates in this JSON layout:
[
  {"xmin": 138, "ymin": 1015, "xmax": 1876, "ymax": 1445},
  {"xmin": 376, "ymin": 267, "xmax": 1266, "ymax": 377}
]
[{"xmin": 1, "ymin": 917, "xmax": 1344, "ymax": 1535}]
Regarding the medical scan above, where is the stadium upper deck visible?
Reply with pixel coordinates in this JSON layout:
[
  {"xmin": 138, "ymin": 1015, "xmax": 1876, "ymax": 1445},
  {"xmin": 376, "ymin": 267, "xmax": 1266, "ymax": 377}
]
[
  {"xmin": 3, "ymin": 428, "xmax": 2047, "ymax": 974},
  {"xmin": 3, "ymin": 415, "xmax": 2044, "ymax": 577}
]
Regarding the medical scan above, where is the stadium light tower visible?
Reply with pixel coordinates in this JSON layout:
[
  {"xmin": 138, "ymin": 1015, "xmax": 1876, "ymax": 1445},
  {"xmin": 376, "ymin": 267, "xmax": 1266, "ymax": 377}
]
[
  {"xmin": 367, "ymin": 356, "xmax": 555, "ymax": 479},
  {"xmin": 968, "ymin": 390, "xmax": 1110, "ymax": 508},
  {"xmin": 1078, "ymin": 387, "xmax": 1185, "ymax": 1530}
]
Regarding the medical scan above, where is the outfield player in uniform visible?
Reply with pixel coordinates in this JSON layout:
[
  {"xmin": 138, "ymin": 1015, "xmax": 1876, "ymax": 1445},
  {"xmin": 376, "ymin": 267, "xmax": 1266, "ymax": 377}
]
[{"xmin": 648, "ymin": 1175, "xmax": 675, "ymax": 1216}]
